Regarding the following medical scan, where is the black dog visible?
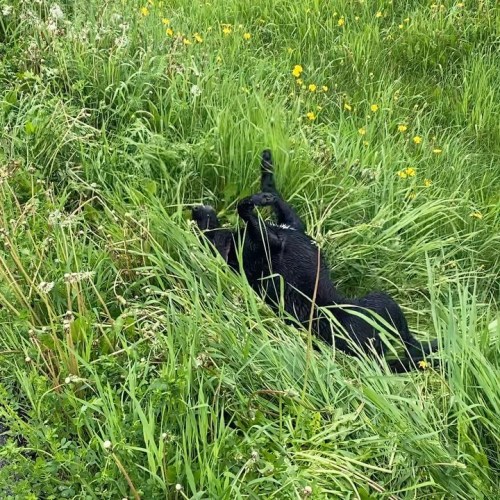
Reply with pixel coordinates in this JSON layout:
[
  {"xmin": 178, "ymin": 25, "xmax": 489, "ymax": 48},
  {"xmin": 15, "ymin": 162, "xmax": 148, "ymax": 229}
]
[{"xmin": 192, "ymin": 151, "xmax": 437, "ymax": 372}]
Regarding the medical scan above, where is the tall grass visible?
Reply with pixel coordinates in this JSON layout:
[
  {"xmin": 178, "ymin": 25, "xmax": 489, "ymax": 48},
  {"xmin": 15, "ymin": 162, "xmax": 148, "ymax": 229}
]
[{"xmin": 1, "ymin": 0, "xmax": 499, "ymax": 498}]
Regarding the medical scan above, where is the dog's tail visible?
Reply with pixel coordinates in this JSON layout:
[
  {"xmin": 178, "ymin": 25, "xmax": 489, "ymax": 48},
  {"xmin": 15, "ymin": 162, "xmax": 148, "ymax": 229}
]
[
  {"xmin": 389, "ymin": 336, "xmax": 438, "ymax": 373},
  {"xmin": 261, "ymin": 149, "xmax": 278, "ymax": 194}
]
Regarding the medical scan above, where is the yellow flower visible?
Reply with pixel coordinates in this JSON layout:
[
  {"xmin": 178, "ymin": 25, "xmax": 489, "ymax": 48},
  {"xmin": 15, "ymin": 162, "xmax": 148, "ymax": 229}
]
[
  {"xmin": 140, "ymin": 6, "xmax": 149, "ymax": 16},
  {"xmin": 194, "ymin": 33, "xmax": 203, "ymax": 43},
  {"xmin": 183, "ymin": 38, "xmax": 192, "ymax": 45},
  {"xmin": 406, "ymin": 191, "xmax": 416, "ymax": 200},
  {"xmin": 355, "ymin": 16, "xmax": 360, "ymax": 21},
  {"xmin": 370, "ymin": 104, "xmax": 379, "ymax": 112},
  {"xmin": 308, "ymin": 84, "xmax": 317, "ymax": 92},
  {"xmin": 457, "ymin": 2, "xmax": 464, "ymax": 7},
  {"xmin": 292, "ymin": 64, "xmax": 303, "ymax": 78},
  {"xmin": 222, "ymin": 26, "xmax": 232, "ymax": 35},
  {"xmin": 296, "ymin": 78, "xmax": 303, "ymax": 85},
  {"xmin": 404, "ymin": 17, "xmax": 410, "ymax": 23},
  {"xmin": 418, "ymin": 360, "xmax": 430, "ymax": 369},
  {"xmin": 243, "ymin": 32, "xmax": 251, "ymax": 40},
  {"xmin": 398, "ymin": 167, "xmax": 416, "ymax": 178},
  {"xmin": 216, "ymin": 55, "xmax": 222, "ymax": 63},
  {"xmin": 344, "ymin": 102, "xmax": 352, "ymax": 111},
  {"xmin": 399, "ymin": 24, "xmax": 404, "ymax": 29},
  {"xmin": 321, "ymin": 85, "xmax": 328, "ymax": 92},
  {"xmin": 398, "ymin": 124, "xmax": 408, "ymax": 133},
  {"xmin": 363, "ymin": 140, "xmax": 369, "ymax": 146},
  {"xmin": 376, "ymin": 11, "xmax": 383, "ymax": 18},
  {"xmin": 338, "ymin": 17, "xmax": 345, "ymax": 27},
  {"xmin": 433, "ymin": 148, "xmax": 442, "ymax": 154},
  {"xmin": 306, "ymin": 112, "xmax": 316, "ymax": 121},
  {"xmin": 162, "ymin": 18, "xmax": 170, "ymax": 25},
  {"xmin": 316, "ymin": 105, "xmax": 323, "ymax": 111},
  {"xmin": 413, "ymin": 135, "xmax": 422, "ymax": 144},
  {"xmin": 166, "ymin": 28, "xmax": 174, "ymax": 36},
  {"xmin": 424, "ymin": 178, "xmax": 432, "ymax": 187},
  {"xmin": 358, "ymin": 127, "xmax": 366, "ymax": 136},
  {"xmin": 470, "ymin": 211, "xmax": 483, "ymax": 220}
]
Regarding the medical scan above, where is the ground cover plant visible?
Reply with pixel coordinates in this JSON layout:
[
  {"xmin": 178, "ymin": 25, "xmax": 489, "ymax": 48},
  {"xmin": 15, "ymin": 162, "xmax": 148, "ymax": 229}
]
[{"xmin": 0, "ymin": 0, "xmax": 499, "ymax": 498}]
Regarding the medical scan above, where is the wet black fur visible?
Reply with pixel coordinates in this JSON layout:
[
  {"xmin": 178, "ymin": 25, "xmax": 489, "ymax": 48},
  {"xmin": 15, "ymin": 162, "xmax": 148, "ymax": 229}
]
[{"xmin": 192, "ymin": 150, "xmax": 437, "ymax": 372}]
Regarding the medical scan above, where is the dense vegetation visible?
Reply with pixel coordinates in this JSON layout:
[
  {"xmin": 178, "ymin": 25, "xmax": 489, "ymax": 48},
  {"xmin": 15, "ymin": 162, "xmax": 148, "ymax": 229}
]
[{"xmin": 1, "ymin": 1, "xmax": 499, "ymax": 498}]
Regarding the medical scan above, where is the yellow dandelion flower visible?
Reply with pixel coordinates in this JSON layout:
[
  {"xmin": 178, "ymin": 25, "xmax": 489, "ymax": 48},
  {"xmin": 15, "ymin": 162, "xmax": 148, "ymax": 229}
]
[
  {"xmin": 399, "ymin": 24, "xmax": 404, "ymax": 29},
  {"xmin": 397, "ymin": 170, "xmax": 407, "ymax": 179},
  {"xmin": 376, "ymin": 11, "xmax": 383, "ymax": 18},
  {"xmin": 405, "ymin": 167, "xmax": 416, "ymax": 177},
  {"xmin": 140, "ymin": 6, "xmax": 149, "ymax": 16},
  {"xmin": 321, "ymin": 85, "xmax": 328, "ymax": 92},
  {"xmin": 363, "ymin": 140, "xmax": 369, "ymax": 146},
  {"xmin": 404, "ymin": 17, "xmax": 410, "ymax": 23},
  {"xmin": 433, "ymin": 148, "xmax": 442, "ymax": 154},
  {"xmin": 216, "ymin": 55, "xmax": 222, "ymax": 63},
  {"xmin": 470, "ymin": 211, "xmax": 483, "ymax": 220},
  {"xmin": 183, "ymin": 38, "xmax": 192, "ymax": 45},
  {"xmin": 243, "ymin": 32, "xmax": 251, "ymax": 40},
  {"xmin": 406, "ymin": 191, "xmax": 416, "ymax": 200},
  {"xmin": 457, "ymin": 2, "xmax": 464, "ymax": 7},
  {"xmin": 292, "ymin": 64, "xmax": 303, "ymax": 78},
  {"xmin": 222, "ymin": 26, "xmax": 232, "ymax": 35},
  {"xmin": 418, "ymin": 360, "xmax": 430, "ymax": 369},
  {"xmin": 162, "ymin": 18, "xmax": 170, "ymax": 25},
  {"xmin": 194, "ymin": 33, "xmax": 203, "ymax": 43},
  {"xmin": 344, "ymin": 102, "xmax": 352, "ymax": 111},
  {"xmin": 166, "ymin": 28, "xmax": 174, "ymax": 36},
  {"xmin": 370, "ymin": 104, "xmax": 379, "ymax": 112},
  {"xmin": 308, "ymin": 84, "xmax": 317, "ymax": 92},
  {"xmin": 413, "ymin": 135, "xmax": 422, "ymax": 144},
  {"xmin": 338, "ymin": 17, "xmax": 345, "ymax": 27},
  {"xmin": 296, "ymin": 78, "xmax": 303, "ymax": 85},
  {"xmin": 355, "ymin": 16, "xmax": 360, "ymax": 21},
  {"xmin": 317, "ymin": 105, "xmax": 323, "ymax": 111},
  {"xmin": 358, "ymin": 127, "xmax": 366, "ymax": 136},
  {"xmin": 424, "ymin": 178, "xmax": 432, "ymax": 187},
  {"xmin": 306, "ymin": 112, "xmax": 316, "ymax": 121},
  {"xmin": 398, "ymin": 124, "xmax": 408, "ymax": 133}
]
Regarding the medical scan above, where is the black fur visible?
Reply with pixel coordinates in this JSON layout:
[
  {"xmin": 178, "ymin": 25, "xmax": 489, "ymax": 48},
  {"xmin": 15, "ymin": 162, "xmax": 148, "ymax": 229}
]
[{"xmin": 192, "ymin": 150, "xmax": 437, "ymax": 372}]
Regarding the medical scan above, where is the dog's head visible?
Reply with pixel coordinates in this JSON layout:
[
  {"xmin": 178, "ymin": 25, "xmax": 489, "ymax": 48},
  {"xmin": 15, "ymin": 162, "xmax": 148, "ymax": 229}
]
[
  {"xmin": 192, "ymin": 205, "xmax": 234, "ymax": 263},
  {"xmin": 191, "ymin": 205, "xmax": 220, "ymax": 230}
]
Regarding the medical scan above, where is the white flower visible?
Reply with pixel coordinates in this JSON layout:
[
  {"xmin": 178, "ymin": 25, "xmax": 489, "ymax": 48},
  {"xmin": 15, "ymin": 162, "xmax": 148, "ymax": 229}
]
[
  {"xmin": 38, "ymin": 281, "xmax": 55, "ymax": 294},
  {"xmin": 190, "ymin": 84, "xmax": 202, "ymax": 97},
  {"xmin": 175, "ymin": 484, "xmax": 183, "ymax": 491},
  {"xmin": 48, "ymin": 210, "xmax": 62, "ymax": 225},
  {"xmin": 2, "ymin": 5, "xmax": 13, "ymax": 16},
  {"xmin": 64, "ymin": 271, "xmax": 95, "ymax": 284},
  {"xmin": 103, "ymin": 440, "xmax": 112, "ymax": 450},
  {"xmin": 115, "ymin": 35, "xmax": 129, "ymax": 48},
  {"xmin": 49, "ymin": 3, "xmax": 64, "ymax": 20}
]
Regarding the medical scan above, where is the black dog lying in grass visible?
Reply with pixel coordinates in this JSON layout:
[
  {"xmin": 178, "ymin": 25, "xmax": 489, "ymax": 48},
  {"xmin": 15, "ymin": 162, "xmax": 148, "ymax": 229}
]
[{"xmin": 192, "ymin": 150, "xmax": 437, "ymax": 372}]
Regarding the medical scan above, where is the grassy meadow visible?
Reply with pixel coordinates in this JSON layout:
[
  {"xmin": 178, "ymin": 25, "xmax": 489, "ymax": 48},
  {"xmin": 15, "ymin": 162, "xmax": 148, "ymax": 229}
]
[{"xmin": 1, "ymin": 0, "xmax": 499, "ymax": 498}]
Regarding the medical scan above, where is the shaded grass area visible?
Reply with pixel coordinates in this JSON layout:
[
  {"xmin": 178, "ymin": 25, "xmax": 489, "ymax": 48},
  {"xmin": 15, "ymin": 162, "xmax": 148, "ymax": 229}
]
[{"xmin": 1, "ymin": 0, "xmax": 499, "ymax": 498}]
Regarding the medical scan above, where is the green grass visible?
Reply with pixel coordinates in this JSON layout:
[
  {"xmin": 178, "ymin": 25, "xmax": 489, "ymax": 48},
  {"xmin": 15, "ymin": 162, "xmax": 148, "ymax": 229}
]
[{"xmin": 1, "ymin": 0, "xmax": 499, "ymax": 497}]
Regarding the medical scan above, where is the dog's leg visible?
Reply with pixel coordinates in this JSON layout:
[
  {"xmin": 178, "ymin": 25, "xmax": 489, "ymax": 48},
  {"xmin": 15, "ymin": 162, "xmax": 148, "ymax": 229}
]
[
  {"xmin": 237, "ymin": 195, "xmax": 281, "ymax": 249},
  {"xmin": 260, "ymin": 150, "xmax": 305, "ymax": 231}
]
